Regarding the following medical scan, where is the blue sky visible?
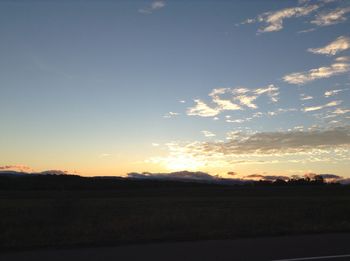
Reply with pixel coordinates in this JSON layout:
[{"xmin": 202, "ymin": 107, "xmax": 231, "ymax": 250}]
[{"xmin": 1, "ymin": 0, "xmax": 350, "ymax": 177}]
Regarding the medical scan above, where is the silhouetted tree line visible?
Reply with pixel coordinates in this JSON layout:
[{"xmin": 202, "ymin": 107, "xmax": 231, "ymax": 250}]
[
  {"xmin": 0, "ymin": 173, "xmax": 346, "ymax": 191},
  {"xmin": 255, "ymin": 175, "xmax": 329, "ymax": 186},
  {"xmin": 0, "ymin": 174, "xmax": 227, "ymax": 191}
]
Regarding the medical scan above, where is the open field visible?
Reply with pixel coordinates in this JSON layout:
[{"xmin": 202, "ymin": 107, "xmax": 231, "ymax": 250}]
[
  {"xmin": 2, "ymin": 233, "xmax": 350, "ymax": 261},
  {"xmin": 1, "ymin": 181, "xmax": 350, "ymax": 251}
]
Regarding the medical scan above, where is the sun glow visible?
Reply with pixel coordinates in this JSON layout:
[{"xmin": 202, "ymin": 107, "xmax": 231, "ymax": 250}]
[
  {"xmin": 165, "ymin": 155, "xmax": 205, "ymax": 171},
  {"xmin": 148, "ymin": 153, "xmax": 205, "ymax": 171}
]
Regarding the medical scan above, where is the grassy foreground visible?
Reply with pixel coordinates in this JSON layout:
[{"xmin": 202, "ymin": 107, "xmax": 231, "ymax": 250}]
[{"xmin": 1, "ymin": 185, "xmax": 350, "ymax": 250}]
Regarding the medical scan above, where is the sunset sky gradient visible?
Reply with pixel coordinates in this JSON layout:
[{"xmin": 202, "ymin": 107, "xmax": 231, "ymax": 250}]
[{"xmin": 1, "ymin": 0, "xmax": 350, "ymax": 178}]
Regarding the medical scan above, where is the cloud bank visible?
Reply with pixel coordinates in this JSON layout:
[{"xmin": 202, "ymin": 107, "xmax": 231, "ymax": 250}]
[{"xmin": 201, "ymin": 126, "xmax": 350, "ymax": 155}]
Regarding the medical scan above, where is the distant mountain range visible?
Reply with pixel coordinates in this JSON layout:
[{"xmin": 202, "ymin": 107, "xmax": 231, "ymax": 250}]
[
  {"xmin": 1, "ymin": 170, "xmax": 349, "ymax": 185},
  {"xmin": 0, "ymin": 170, "xmax": 248, "ymax": 185}
]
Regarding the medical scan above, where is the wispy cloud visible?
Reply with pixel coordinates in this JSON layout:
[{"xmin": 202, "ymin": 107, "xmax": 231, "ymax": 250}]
[
  {"xmin": 99, "ymin": 153, "xmax": 111, "ymax": 158},
  {"xmin": 300, "ymin": 94, "xmax": 314, "ymax": 100},
  {"xmin": 0, "ymin": 165, "xmax": 34, "ymax": 172},
  {"xmin": 187, "ymin": 85, "xmax": 279, "ymax": 117},
  {"xmin": 335, "ymin": 56, "xmax": 350, "ymax": 62},
  {"xmin": 211, "ymin": 89, "xmax": 242, "ymax": 111},
  {"xmin": 283, "ymin": 60, "xmax": 350, "ymax": 85},
  {"xmin": 266, "ymin": 108, "xmax": 298, "ymax": 117},
  {"xmin": 239, "ymin": 1, "xmax": 350, "ymax": 34},
  {"xmin": 260, "ymin": 5, "xmax": 319, "ymax": 33},
  {"xmin": 311, "ymin": 7, "xmax": 350, "ymax": 26},
  {"xmin": 303, "ymin": 100, "xmax": 342, "ymax": 112},
  {"xmin": 298, "ymin": 27, "xmax": 316, "ymax": 34},
  {"xmin": 226, "ymin": 118, "xmax": 248, "ymax": 124},
  {"xmin": 139, "ymin": 0, "xmax": 166, "ymax": 14},
  {"xmin": 238, "ymin": 4, "xmax": 320, "ymax": 33},
  {"xmin": 163, "ymin": 112, "xmax": 180, "ymax": 118},
  {"xmin": 0, "ymin": 166, "xmax": 78, "ymax": 175},
  {"xmin": 244, "ymin": 174, "xmax": 290, "ymax": 181},
  {"xmin": 333, "ymin": 108, "xmax": 350, "ymax": 114},
  {"xmin": 201, "ymin": 130, "xmax": 216, "ymax": 138},
  {"xmin": 324, "ymin": 88, "xmax": 348, "ymax": 97},
  {"xmin": 308, "ymin": 36, "xmax": 350, "ymax": 56},
  {"xmin": 187, "ymin": 99, "xmax": 222, "ymax": 117}
]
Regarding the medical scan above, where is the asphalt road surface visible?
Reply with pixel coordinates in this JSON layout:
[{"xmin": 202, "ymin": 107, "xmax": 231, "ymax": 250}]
[{"xmin": 1, "ymin": 233, "xmax": 350, "ymax": 261}]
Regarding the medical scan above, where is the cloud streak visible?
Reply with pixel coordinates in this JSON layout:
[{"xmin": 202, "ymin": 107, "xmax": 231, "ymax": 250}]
[
  {"xmin": 333, "ymin": 108, "xmax": 350, "ymax": 115},
  {"xmin": 303, "ymin": 100, "xmax": 342, "ymax": 112},
  {"xmin": 0, "ymin": 165, "xmax": 34, "ymax": 172},
  {"xmin": 187, "ymin": 85, "xmax": 279, "ymax": 117},
  {"xmin": 238, "ymin": 4, "xmax": 320, "ymax": 33},
  {"xmin": 139, "ymin": 0, "xmax": 166, "ymax": 14},
  {"xmin": 163, "ymin": 112, "xmax": 180, "ymax": 118},
  {"xmin": 311, "ymin": 7, "xmax": 350, "ymax": 26},
  {"xmin": 324, "ymin": 88, "xmax": 348, "ymax": 97},
  {"xmin": 239, "ymin": 2, "xmax": 350, "ymax": 34},
  {"xmin": 283, "ymin": 60, "xmax": 350, "ymax": 85},
  {"xmin": 187, "ymin": 99, "xmax": 221, "ymax": 117},
  {"xmin": 308, "ymin": 36, "xmax": 350, "ymax": 56},
  {"xmin": 258, "ymin": 5, "xmax": 320, "ymax": 33},
  {"xmin": 300, "ymin": 94, "xmax": 313, "ymax": 100},
  {"xmin": 202, "ymin": 130, "xmax": 216, "ymax": 138}
]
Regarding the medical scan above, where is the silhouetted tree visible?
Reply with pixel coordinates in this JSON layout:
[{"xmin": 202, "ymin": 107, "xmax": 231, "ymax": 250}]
[{"xmin": 314, "ymin": 175, "xmax": 325, "ymax": 185}]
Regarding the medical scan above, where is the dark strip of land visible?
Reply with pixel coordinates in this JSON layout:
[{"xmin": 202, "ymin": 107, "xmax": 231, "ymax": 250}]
[
  {"xmin": 2, "ymin": 233, "xmax": 350, "ymax": 261},
  {"xmin": 1, "ymin": 175, "xmax": 350, "ymax": 251}
]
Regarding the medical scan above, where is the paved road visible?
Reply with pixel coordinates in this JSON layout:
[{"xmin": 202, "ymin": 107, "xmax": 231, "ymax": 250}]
[{"xmin": 1, "ymin": 233, "xmax": 350, "ymax": 261}]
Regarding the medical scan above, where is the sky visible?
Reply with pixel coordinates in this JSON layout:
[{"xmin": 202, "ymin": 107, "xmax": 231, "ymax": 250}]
[{"xmin": 1, "ymin": 0, "xmax": 350, "ymax": 178}]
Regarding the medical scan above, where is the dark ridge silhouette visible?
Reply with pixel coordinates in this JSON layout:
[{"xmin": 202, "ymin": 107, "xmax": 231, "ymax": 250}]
[{"xmin": 0, "ymin": 170, "xmax": 348, "ymax": 191}]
